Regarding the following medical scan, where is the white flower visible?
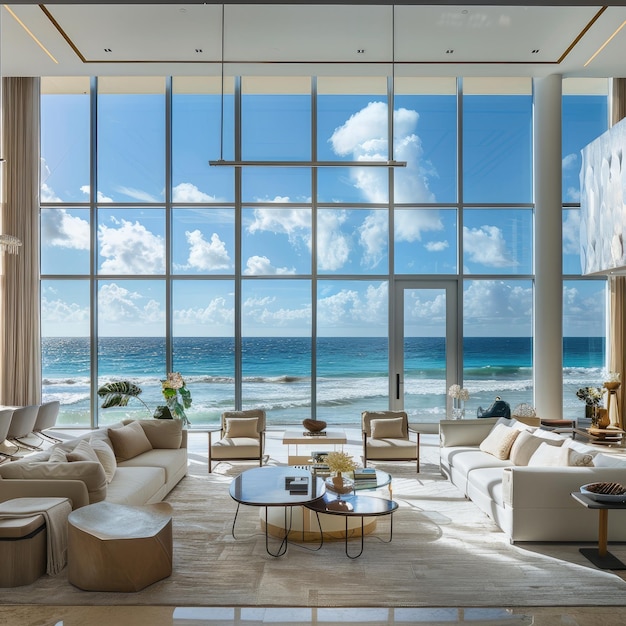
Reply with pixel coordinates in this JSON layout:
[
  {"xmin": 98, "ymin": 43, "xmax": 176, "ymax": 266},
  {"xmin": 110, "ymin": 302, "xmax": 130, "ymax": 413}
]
[
  {"xmin": 459, "ymin": 388, "xmax": 470, "ymax": 401},
  {"xmin": 448, "ymin": 384, "xmax": 461, "ymax": 399}
]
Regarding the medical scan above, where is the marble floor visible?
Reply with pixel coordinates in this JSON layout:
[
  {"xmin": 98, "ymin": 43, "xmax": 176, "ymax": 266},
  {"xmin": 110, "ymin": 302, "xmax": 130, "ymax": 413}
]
[{"xmin": 3, "ymin": 428, "xmax": 626, "ymax": 625}]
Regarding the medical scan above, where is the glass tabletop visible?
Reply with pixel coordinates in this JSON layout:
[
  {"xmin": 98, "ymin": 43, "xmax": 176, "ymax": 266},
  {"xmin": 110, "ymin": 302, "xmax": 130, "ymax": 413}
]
[
  {"xmin": 229, "ymin": 466, "xmax": 326, "ymax": 506},
  {"xmin": 305, "ymin": 492, "xmax": 398, "ymax": 517},
  {"xmin": 352, "ymin": 469, "xmax": 392, "ymax": 491}
]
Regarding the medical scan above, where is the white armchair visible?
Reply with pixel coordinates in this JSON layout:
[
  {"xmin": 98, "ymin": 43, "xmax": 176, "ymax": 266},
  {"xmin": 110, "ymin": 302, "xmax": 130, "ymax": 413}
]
[
  {"xmin": 208, "ymin": 409, "xmax": 266, "ymax": 473},
  {"xmin": 362, "ymin": 410, "xmax": 420, "ymax": 472}
]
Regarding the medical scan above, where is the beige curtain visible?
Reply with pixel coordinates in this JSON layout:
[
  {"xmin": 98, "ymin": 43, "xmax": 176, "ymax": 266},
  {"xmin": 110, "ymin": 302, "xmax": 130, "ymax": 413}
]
[
  {"xmin": 609, "ymin": 78, "xmax": 626, "ymax": 428},
  {"xmin": 0, "ymin": 77, "xmax": 41, "ymax": 405}
]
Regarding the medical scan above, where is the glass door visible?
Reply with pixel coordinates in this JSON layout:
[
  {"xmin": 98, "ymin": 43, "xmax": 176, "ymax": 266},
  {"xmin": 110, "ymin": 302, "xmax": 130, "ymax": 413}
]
[{"xmin": 391, "ymin": 281, "xmax": 459, "ymax": 425}]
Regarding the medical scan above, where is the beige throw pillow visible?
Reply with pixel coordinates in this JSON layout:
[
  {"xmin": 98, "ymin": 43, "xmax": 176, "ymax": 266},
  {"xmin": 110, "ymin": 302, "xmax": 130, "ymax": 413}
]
[
  {"xmin": 479, "ymin": 423, "xmax": 521, "ymax": 460},
  {"xmin": 66, "ymin": 439, "xmax": 100, "ymax": 463},
  {"xmin": 509, "ymin": 430, "xmax": 564, "ymax": 466},
  {"xmin": 138, "ymin": 418, "xmax": 183, "ymax": 449},
  {"xmin": 370, "ymin": 417, "xmax": 405, "ymax": 439},
  {"xmin": 225, "ymin": 417, "xmax": 259, "ymax": 439},
  {"xmin": 108, "ymin": 420, "xmax": 153, "ymax": 460},
  {"xmin": 89, "ymin": 437, "xmax": 117, "ymax": 483}
]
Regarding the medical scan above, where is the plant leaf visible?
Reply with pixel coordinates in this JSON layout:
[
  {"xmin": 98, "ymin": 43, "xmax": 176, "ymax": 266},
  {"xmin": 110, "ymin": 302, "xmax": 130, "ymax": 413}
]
[{"xmin": 97, "ymin": 381, "xmax": 143, "ymax": 409}]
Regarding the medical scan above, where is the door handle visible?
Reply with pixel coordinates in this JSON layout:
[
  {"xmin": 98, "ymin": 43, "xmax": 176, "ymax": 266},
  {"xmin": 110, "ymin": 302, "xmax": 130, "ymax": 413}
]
[{"xmin": 396, "ymin": 373, "xmax": 401, "ymax": 400}]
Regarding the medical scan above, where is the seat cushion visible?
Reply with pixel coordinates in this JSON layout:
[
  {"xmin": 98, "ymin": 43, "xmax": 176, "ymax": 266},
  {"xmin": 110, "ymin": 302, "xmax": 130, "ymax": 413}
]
[
  {"xmin": 105, "ymin": 466, "xmax": 166, "ymax": 505},
  {"xmin": 447, "ymin": 449, "xmax": 512, "ymax": 475},
  {"xmin": 366, "ymin": 438, "xmax": 417, "ymax": 460},
  {"xmin": 211, "ymin": 437, "xmax": 261, "ymax": 459},
  {"xmin": 118, "ymin": 448, "xmax": 187, "ymax": 484}
]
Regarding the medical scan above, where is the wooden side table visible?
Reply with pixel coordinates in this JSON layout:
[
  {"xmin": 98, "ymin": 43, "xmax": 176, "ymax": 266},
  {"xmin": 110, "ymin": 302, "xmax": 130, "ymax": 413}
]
[{"xmin": 571, "ymin": 492, "xmax": 626, "ymax": 570}]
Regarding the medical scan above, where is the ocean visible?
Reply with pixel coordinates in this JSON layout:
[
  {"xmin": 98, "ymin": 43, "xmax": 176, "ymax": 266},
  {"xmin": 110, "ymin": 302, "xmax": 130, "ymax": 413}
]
[{"xmin": 42, "ymin": 336, "xmax": 605, "ymax": 427}]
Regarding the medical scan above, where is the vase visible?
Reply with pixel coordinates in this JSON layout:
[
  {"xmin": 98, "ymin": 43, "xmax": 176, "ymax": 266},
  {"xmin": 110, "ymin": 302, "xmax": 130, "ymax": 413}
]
[
  {"xmin": 451, "ymin": 399, "xmax": 465, "ymax": 420},
  {"xmin": 325, "ymin": 471, "xmax": 354, "ymax": 495}
]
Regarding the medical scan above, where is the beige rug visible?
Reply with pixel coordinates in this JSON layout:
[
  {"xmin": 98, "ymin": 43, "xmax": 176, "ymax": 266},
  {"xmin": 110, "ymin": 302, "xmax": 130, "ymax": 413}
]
[{"xmin": 4, "ymin": 457, "xmax": 626, "ymax": 607}]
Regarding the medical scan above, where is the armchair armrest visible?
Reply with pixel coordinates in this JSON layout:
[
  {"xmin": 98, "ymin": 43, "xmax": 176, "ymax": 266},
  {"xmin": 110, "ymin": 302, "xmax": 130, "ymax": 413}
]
[{"xmin": 0, "ymin": 479, "xmax": 90, "ymax": 509}]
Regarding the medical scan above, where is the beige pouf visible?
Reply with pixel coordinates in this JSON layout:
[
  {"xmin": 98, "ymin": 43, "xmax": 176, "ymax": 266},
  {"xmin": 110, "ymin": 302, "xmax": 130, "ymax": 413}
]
[
  {"xmin": 0, "ymin": 514, "xmax": 46, "ymax": 587},
  {"xmin": 68, "ymin": 501, "xmax": 173, "ymax": 592}
]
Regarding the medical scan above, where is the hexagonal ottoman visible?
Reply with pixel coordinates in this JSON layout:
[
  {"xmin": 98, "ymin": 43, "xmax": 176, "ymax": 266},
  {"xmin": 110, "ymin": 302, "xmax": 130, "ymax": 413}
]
[{"xmin": 68, "ymin": 501, "xmax": 173, "ymax": 592}]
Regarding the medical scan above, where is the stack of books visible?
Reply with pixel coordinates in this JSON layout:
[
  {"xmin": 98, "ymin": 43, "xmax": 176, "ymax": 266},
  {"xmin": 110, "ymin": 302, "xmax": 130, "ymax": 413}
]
[
  {"xmin": 353, "ymin": 467, "xmax": 378, "ymax": 489},
  {"xmin": 309, "ymin": 451, "xmax": 330, "ymax": 476},
  {"xmin": 302, "ymin": 431, "xmax": 327, "ymax": 436},
  {"xmin": 285, "ymin": 476, "xmax": 309, "ymax": 494}
]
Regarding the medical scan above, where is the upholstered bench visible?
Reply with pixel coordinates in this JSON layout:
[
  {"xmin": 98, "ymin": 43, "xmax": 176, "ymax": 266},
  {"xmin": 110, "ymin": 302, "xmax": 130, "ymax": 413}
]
[{"xmin": 67, "ymin": 500, "xmax": 173, "ymax": 592}]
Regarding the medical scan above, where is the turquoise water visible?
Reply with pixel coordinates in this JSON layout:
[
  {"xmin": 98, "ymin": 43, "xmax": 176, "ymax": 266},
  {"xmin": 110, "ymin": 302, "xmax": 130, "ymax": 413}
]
[{"xmin": 42, "ymin": 336, "xmax": 604, "ymax": 426}]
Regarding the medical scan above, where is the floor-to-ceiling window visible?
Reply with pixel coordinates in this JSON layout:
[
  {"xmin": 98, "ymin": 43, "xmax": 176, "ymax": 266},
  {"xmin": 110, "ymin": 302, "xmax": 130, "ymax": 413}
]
[{"xmin": 40, "ymin": 75, "xmax": 608, "ymax": 427}]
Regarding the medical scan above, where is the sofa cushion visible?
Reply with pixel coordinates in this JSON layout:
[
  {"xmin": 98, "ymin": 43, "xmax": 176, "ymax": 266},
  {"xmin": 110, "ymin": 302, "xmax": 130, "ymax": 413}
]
[
  {"xmin": 0, "ymin": 460, "xmax": 107, "ymax": 504},
  {"xmin": 137, "ymin": 419, "xmax": 183, "ymax": 449},
  {"xmin": 593, "ymin": 453, "xmax": 626, "ymax": 467},
  {"xmin": 447, "ymin": 448, "xmax": 513, "ymax": 476},
  {"xmin": 479, "ymin": 423, "xmax": 521, "ymax": 460},
  {"xmin": 509, "ymin": 430, "xmax": 564, "ymax": 466},
  {"xmin": 118, "ymin": 448, "xmax": 188, "ymax": 484},
  {"xmin": 48, "ymin": 447, "xmax": 68, "ymax": 463},
  {"xmin": 104, "ymin": 466, "xmax": 166, "ymax": 506},
  {"xmin": 89, "ymin": 437, "xmax": 118, "ymax": 483},
  {"xmin": 108, "ymin": 421, "xmax": 153, "ymax": 461},
  {"xmin": 225, "ymin": 417, "xmax": 259, "ymax": 439},
  {"xmin": 370, "ymin": 417, "xmax": 404, "ymax": 439},
  {"xmin": 67, "ymin": 440, "xmax": 100, "ymax": 464}
]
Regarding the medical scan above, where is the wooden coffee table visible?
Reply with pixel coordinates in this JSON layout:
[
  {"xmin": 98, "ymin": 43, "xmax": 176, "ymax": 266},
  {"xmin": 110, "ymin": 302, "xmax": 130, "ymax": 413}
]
[{"xmin": 282, "ymin": 429, "xmax": 347, "ymax": 465}]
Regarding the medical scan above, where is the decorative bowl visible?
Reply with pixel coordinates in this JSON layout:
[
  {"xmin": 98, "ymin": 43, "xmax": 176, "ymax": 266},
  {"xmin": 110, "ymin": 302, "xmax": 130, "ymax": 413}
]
[
  {"xmin": 580, "ymin": 482, "xmax": 626, "ymax": 503},
  {"xmin": 325, "ymin": 475, "xmax": 354, "ymax": 495},
  {"xmin": 303, "ymin": 418, "xmax": 327, "ymax": 432}
]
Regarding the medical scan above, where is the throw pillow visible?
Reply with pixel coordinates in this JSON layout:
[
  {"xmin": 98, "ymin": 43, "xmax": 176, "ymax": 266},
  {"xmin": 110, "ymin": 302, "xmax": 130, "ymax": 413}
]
[
  {"xmin": 47, "ymin": 447, "xmax": 68, "ymax": 463},
  {"xmin": 509, "ymin": 430, "xmax": 564, "ymax": 466},
  {"xmin": 108, "ymin": 420, "xmax": 153, "ymax": 461},
  {"xmin": 593, "ymin": 453, "xmax": 626, "ymax": 468},
  {"xmin": 137, "ymin": 418, "xmax": 183, "ymax": 449},
  {"xmin": 479, "ymin": 423, "xmax": 521, "ymax": 460},
  {"xmin": 566, "ymin": 448, "xmax": 594, "ymax": 467},
  {"xmin": 225, "ymin": 417, "xmax": 259, "ymax": 439},
  {"xmin": 527, "ymin": 441, "xmax": 566, "ymax": 467},
  {"xmin": 370, "ymin": 417, "xmax": 405, "ymax": 439},
  {"xmin": 89, "ymin": 436, "xmax": 117, "ymax": 483},
  {"xmin": 66, "ymin": 439, "xmax": 100, "ymax": 463}
]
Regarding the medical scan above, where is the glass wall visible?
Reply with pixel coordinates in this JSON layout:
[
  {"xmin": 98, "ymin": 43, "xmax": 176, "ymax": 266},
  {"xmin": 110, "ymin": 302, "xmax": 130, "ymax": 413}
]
[{"xmin": 40, "ymin": 75, "xmax": 608, "ymax": 427}]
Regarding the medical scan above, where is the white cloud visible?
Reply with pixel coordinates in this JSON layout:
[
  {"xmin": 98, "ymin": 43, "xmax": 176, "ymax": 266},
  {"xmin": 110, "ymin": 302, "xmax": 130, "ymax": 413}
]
[
  {"xmin": 329, "ymin": 101, "xmax": 436, "ymax": 205},
  {"xmin": 41, "ymin": 295, "xmax": 89, "ymax": 325},
  {"xmin": 242, "ymin": 294, "xmax": 310, "ymax": 329},
  {"xmin": 98, "ymin": 282, "xmax": 164, "ymax": 325},
  {"xmin": 98, "ymin": 219, "xmax": 165, "ymax": 273},
  {"xmin": 394, "ymin": 209, "xmax": 443, "ymax": 243},
  {"xmin": 463, "ymin": 225, "xmax": 518, "ymax": 268},
  {"xmin": 248, "ymin": 207, "xmax": 311, "ymax": 248},
  {"xmin": 243, "ymin": 255, "xmax": 295, "ymax": 275},
  {"xmin": 317, "ymin": 210, "xmax": 351, "ymax": 271},
  {"xmin": 565, "ymin": 186, "xmax": 581, "ymax": 202},
  {"xmin": 172, "ymin": 183, "xmax": 221, "ymax": 203},
  {"xmin": 562, "ymin": 153, "xmax": 578, "ymax": 170},
  {"xmin": 40, "ymin": 182, "xmax": 61, "ymax": 203},
  {"xmin": 173, "ymin": 296, "xmax": 234, "ymax": 328},
  {"xmin": 464, "ymin": 280, "xmax": 532, "ymax": 332},
  {"xmin": 116, "ymin": 186, "xmax": 160, "ymax": 203},
  {"xmin": 41, "ymin": 208, "xmax": 90, "ymax": 250},
  {"xmin": 318, "ymin": 282, "xmax": 388, "ymax": 327},
  {"xmin": 182, "ymin": 230, "xmax": 231, "ymax": 271},
  {"xmin": 358, "ymin": 211, "xmax": 388, "ymax": 269},
  {"xmin": 80, "ymin": 185, "xmax": 113, "ymax": 203},
  {"xmin": 425, "ymin": 240, "xmax": 449, "ymax": 252},
  {"xmin": 562, "ymin": 210, "xmax": 581, "ymax": 255}
]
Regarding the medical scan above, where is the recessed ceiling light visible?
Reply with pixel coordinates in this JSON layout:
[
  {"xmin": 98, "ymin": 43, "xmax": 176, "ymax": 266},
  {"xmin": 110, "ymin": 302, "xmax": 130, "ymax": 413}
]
[
  {"xmin": 195, "ymin": 49, "xmax": 203, "ymax": 53},
  {"xmin": 104, "ymin": 48, "xmax": 112, "ymax": 53},
  {"xmin": 446, "ymin": 49, "xmax": 454, "ymax": 54},
  {"xmin": 532, "ymin": 49, "xmax": 540, "ymax": 54},
  {"xmin": 461, "ymin": 10, "xmax": 469, "ymax": 14},
  {"xmin": 357, "ymin": 49, "xmax": 365, "ymax": 54}
]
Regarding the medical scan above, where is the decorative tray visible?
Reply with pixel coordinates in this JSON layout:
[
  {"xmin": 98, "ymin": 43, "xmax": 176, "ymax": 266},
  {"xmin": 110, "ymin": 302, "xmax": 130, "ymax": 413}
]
[{"xmin": 580, "ymin": 482, "xmax": 626, "ymax": 503}]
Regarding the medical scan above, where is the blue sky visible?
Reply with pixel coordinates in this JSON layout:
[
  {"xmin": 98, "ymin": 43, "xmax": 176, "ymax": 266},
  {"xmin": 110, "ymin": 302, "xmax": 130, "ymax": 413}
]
[{"xmin": 39, "ymin": 88, "xmax": 607, "ymax": 338}]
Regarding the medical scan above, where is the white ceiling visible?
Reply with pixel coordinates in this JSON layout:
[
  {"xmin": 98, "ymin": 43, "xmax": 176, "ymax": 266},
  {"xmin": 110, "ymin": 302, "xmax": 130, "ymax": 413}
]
[{"xmin": 2, "ymin": 3, "xmax": 626, "ymax": 79}]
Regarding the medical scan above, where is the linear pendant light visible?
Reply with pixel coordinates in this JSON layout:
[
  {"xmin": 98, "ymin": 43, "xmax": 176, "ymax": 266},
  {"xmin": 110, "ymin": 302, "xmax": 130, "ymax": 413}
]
[{"xmin": 209, "ymin": 4, "xmax": 406, "ymax": 168}]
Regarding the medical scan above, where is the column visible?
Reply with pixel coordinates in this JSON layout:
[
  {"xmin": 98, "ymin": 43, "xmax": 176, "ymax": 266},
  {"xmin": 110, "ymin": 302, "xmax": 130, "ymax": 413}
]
[{"xmin": 533, "ymin": 75, "xmax": 563, "ymax": 419}]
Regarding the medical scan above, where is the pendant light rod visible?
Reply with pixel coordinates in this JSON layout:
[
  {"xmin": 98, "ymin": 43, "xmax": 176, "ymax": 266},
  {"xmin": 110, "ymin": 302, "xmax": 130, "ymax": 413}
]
[{"xmin": 218, "ymin": 3, "xmax": 225, "ymax": 163}]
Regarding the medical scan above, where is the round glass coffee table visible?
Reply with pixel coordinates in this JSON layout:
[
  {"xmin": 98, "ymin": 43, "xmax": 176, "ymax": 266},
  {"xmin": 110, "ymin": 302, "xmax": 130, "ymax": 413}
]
[
  {"xmin": 305, "ymin": 492, "xmax": 399, "ymax": 558},
  {"xmin": 229, "ymin": 466, "xmax": 325, "ymax": 557}
]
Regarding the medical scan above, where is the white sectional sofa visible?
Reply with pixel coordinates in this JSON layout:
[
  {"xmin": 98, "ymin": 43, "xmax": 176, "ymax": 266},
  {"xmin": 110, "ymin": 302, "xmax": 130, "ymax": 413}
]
[
  {"xmin": 0, "ymin": 419, "xmax": 188, "ymax": 509},
  {"xmin": 439, "ymin": 417, "xmax": 626, "ymax": 543}
]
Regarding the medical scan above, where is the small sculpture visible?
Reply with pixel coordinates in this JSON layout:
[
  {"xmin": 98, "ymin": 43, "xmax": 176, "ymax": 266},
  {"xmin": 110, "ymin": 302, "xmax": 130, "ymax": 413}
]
[{"xmin": 303, "ymin": 418, "xmax": 327, "ymax": 433}]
